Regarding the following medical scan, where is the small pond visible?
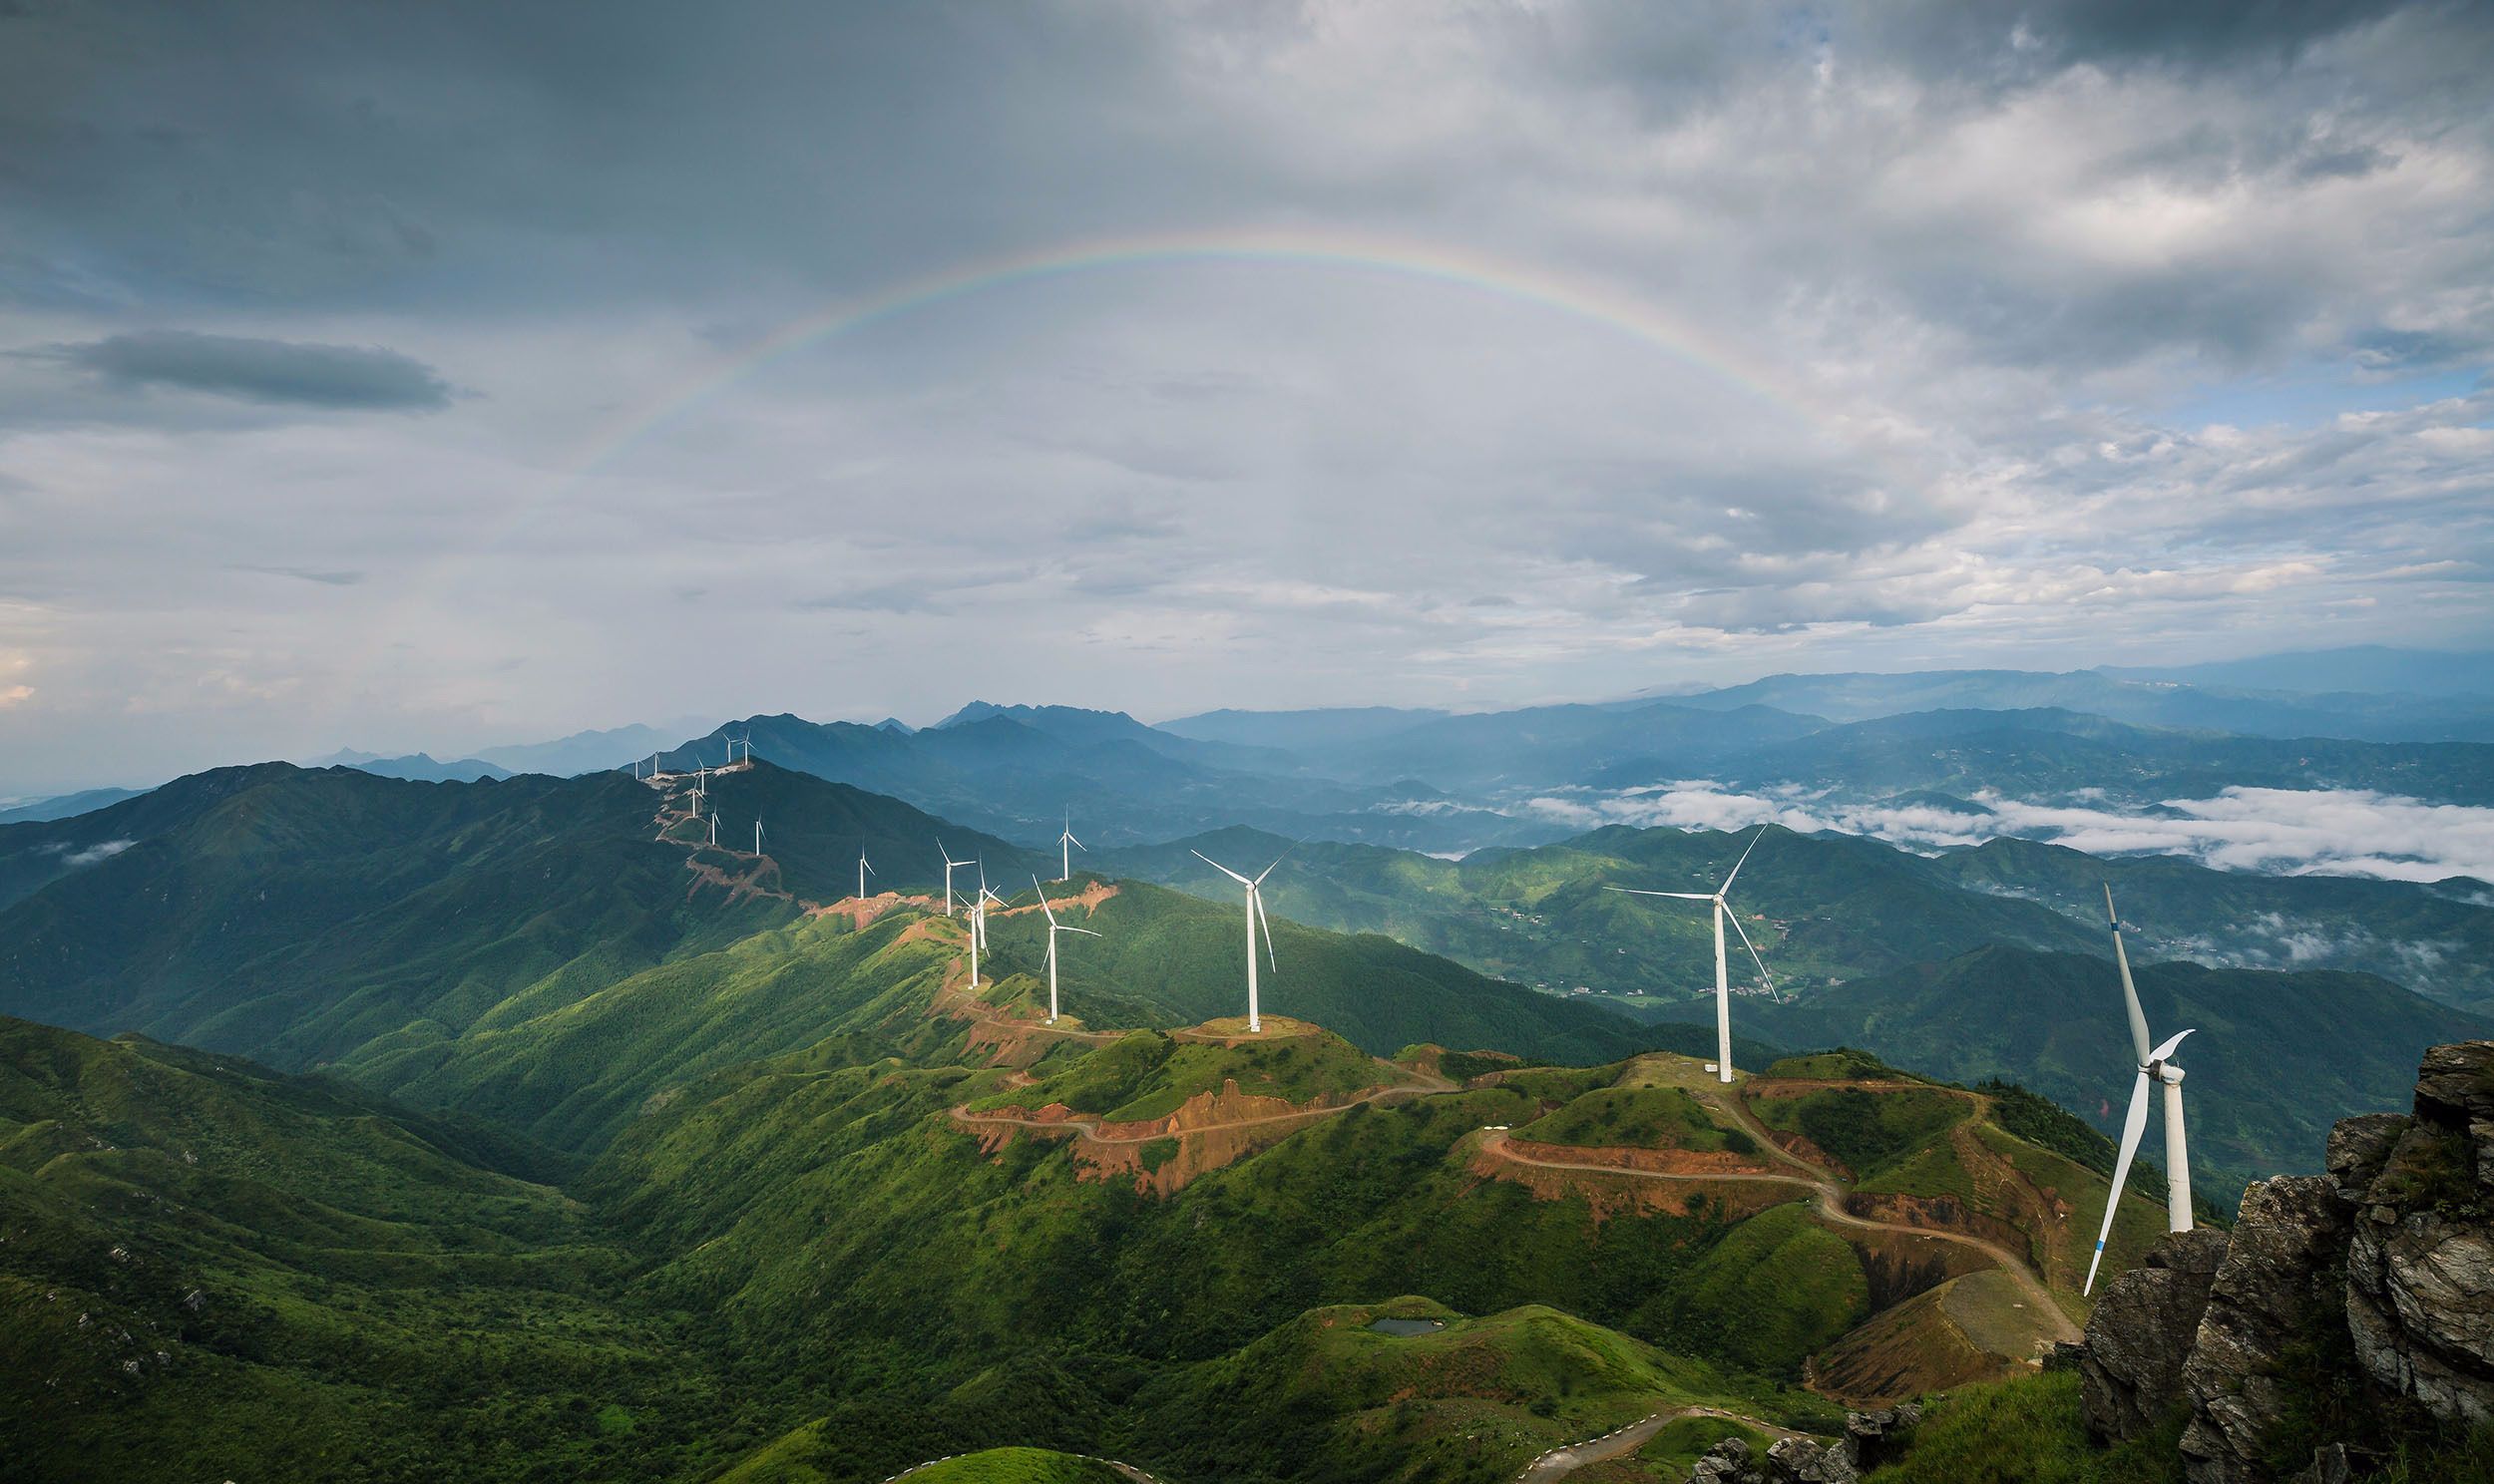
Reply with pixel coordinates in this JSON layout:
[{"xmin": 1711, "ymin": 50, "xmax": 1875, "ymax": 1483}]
[{"xmin": 1367, "ymin": 1317, "xmax": 1447, "ymax": 1337}]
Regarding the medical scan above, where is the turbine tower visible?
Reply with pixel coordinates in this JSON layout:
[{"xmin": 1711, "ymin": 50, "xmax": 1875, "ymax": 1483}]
[
  {"xmin": 1032, "ymin": 877, "xmax": 1101, "ymax": 1024},
  {"xmin": 1057, "ymin": 810, "xmax": 1085, "ymax": 882},
  {"xmin": 2085, "ymin": 887, "xmax": 2199, "ymax": 1295},
  {"xmin": 707, "ymin": 814, "xmax": 718, "ymax": 848},
  {"xmin": 1190, "ymin": 847, "xmax": 1287, "ymax": 1033},
  {"xmin": 753, "ymin": 819, "xmax": 763, "ymax": 856},
  {"xmin": 1607, "ymin": 825, "xmax": 1777, "ymax": 1084},
  {"xmin": 938, "ymin": 840, "xmax": 975, "ymax": 918},
  {"xmin": 856, "ymin": 847, "xmax": 875, "ymax": 902}
]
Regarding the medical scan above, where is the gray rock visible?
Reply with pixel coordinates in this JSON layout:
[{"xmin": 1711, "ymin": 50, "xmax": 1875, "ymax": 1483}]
[
  {"xmin": 1692, "ymin": 1436, "xmax": 1760, "ymax": 1484},
  {"xmin": 2325, "ymin": 1113, "xmax": 2409, "ymax": 1202},
  {"xmin": 1841, "ymin": 1404, "xmax": 1918, "ymax": 1472},
  {"xmin": 2289, "ymin": 1441, "xmax": 2385, "ymax": 1484},
  {"xmin": 2410, "ymin": 1040, "xmax": 2494, "ymax": 1202},
  {"xmin": 1764, "ymin": 1436, "xmax": 1857, "ymax": 1484},
  {"xmin": 2347, "ymin": 1207, "xmax": 2494, "ymax": 1428},
  {"xmin": 2180, "ymin": 1177, "xmax": 2354, "ymax": 1484},
  {"xmin": 1692, "ymin": 1436, "xmax": 1763, "ymax": 1484},
  {"xmin": 2083, "ymin": 1228, "xmax": 2232, "ymax": 1442}
]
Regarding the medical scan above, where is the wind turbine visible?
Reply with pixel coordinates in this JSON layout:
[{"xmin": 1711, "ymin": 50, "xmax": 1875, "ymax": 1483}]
[
  {"xmin": 1057, "ymin": 810, "xmax": 1085, "ymax": 882},
  {"xmin": 707, "ymin": 814, "xmax": 719, "ymax": 848},
  {"xmin": 1190, "ymin": 847, "xmax": 1287, "ymax": 1033},
  {"xmin": 1033, "ymin": 877, "xmax": 1101, "ymax": 1024},
  {"xmin": 2084, "ymin": 887, "xmax": 2198, "ymax": 1296},
  {"xmin": 1606, "ymin": 824, "xmax": 1777, "ymax": 1085},
  {"xmin": 856, "ymin": 847, "xmax": 875, "ymax": 902},
  {"xmin": 938, "ymin": 840, "xmax": 975, "ymax": 918}
]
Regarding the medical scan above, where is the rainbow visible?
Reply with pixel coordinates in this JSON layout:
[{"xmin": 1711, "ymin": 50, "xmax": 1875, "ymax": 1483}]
[
  {"xmin": 345, "ymin": 229, "xmax": 1848, "ymax": 744},
  {"xmin": 555, "ymin": 225, "xmax": 1834, "ymax": 480}
]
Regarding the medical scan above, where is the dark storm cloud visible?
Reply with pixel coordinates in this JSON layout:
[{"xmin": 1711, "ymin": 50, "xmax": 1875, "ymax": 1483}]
[{"xmin": 22, "ymin": 331, "xmax": 452, "ymax": 410}]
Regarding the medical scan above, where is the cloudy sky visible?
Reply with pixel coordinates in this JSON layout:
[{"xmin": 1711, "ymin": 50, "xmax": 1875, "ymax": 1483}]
[{"xmin": 3, "ymin": 0, "xmax": 2491, "ymax": 790}]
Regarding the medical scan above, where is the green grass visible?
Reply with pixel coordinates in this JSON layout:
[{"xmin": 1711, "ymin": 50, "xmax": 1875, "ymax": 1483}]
[
  {"xmin": 0, "ymin": 1016, "xmax": 729, "ymax": 1484},
  {"xmin": 1126, "ymin": 1299, "xmax": 1800, "ymax": 1484},
  {"xmin": 720, "ymin": 1441, "xmax": 1128, "ymax": 1484},
  {"xmin": 1514, "ymin": 1086, "xmax": 1737, "ymax": 1152},
  {"xmin": 1862, "ymin": 1372, "xmax": 2184, "ymax": 1484},
  {"xmin": 1651, "ymin": 1204, "xmax": 1868, "ymax": 1379},
  {"xmin": 973, "ymin": 1025, "xmax": 1402, "ymax": 1123},
  {"xmin": 1751, "ymin": 1085, "xmax": 1970, "ymax": 1179}
]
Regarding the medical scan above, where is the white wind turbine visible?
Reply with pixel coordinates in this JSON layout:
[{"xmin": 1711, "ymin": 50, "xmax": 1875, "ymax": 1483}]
[
  {"xmin": 2085, "ymin": 886, "xmax": 2198, "ymax": 1296},
  {"xmin": 1057, "ymin": 810, "xmax": 1085, "ymax": 882},
  {"xmin": 1606, "ymin": 825, "xmax": 1777, "ymax": 1085},
  {"xmin": 856, "ymin": 846, "xmax": 876, "ymax": 902},
  {"xmin": 1032, "ymin": 876, "xmax": 1101, "ymax": 1024},
  {"xmin": 707, "ymin": 814, "xmax": 719, "ymax": 848},
  {"xmin": 938, "ymin": 840, "xmax": 975, "ymax": 918},
  {"xmin": 1190, "ymin": 847, "xmax": 1287, "ymax": 1033}
]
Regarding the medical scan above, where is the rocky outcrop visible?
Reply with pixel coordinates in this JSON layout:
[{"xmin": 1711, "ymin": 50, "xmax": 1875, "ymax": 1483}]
[
  {"xmin": 2343, "ymin": 1041, "xmax": 2494, "ymax": 1429},
  {"xmin": 2178, "ymin": 1176, "xmax": 2355, "ymax": 1484},
  {"xmin": 1685, "ymin": 1407, "xmax": 1916, "ymax": 1484},
  {"xmin": 2080, "ymin": 1227, "xmax": 2230, "ymax": 1442}
]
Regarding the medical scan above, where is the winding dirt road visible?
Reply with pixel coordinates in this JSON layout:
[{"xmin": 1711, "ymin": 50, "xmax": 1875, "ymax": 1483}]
[{"xmin": 1478, "ymin": 1132, "xmax": 2077, "ymax": 1345}]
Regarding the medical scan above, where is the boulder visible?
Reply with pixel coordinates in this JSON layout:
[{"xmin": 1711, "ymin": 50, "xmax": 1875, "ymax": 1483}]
[
  {"xmin": 1763, "ymin": 1435, "xmax": 1857, "ymax": 1483},
  {"xmin": 1840, "ymin": 1404, "xmax": 1919, "ymax": 1472},
  {"xmin": 1691, "ymin": 1435, "xmax": 1761, "ymax": 1484},
  {"xmin": 2179, "ymin": 1177, "xmax": 2353, "ymax": 1484},
  {"xmin": 2081, "ymin": 1227, "xmax": 2231, "ymax": 1442},
  {"xmin": 2341, "ymin": 1044, "xmax": 2494, "ymax": 1429},
  {"xmin": 2324, "ymin": 1112, "xmax": 2409, "ymax": 1202}
]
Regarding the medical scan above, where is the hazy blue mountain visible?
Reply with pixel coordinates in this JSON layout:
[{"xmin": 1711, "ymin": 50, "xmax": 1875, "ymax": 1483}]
[
  {"xmin": 1671, "ymin": 667, "xmax": 2494, "ymax": 743},
  {"xmin": 1155, "ymin": 704, "xmax": 1453, "ymax": 755},
  {"xmin": 2098, "ymin": 645, "xmax": 2494, "ymax": 698},
  {"xmin": 655, "ymin": 712, "xmax": 1562, "ymax": 853},
  {"xmin": 346, "ymin": 752, "xmax": 514, "ymax": 783},
  {"xmin": 934, "ymin": 700, "xmax": 1302, "ymax": 775},
  {"xmin": 0, "ymin": 785, "xmax": 149, "ymax": 825},
  {"xmin": 1252, "ymin": 699, "xmax": 1829, "ymax": 787},
  {"xmin": 1624, "ymin": 706, "xmax": 2494, "ymax": 808},
  {"xmin": 471, "ymin": 719, "xmax": 696, "ymax": 775}
]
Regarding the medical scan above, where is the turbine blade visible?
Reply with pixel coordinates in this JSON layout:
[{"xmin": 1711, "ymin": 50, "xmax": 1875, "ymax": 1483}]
[
  {"xmin": 1064, "ymin": 927, "xmax": 1102, "ymax": 937},
  {"xmin": 1726, "ymin": 910, "xmax": 1778, "ymax": 1002},
  {"xmin": 1190, "ymin": 849, "xmax": 1252, "ymax": 886},
  {"xmin": 1254, "ymin": 889, "xmax": 1277, "ymax": 972},
  {"xmin": 2086, "ymin": 1070, "xmax": 2156, "ymax": 1296},
  {"xmin": 2107, "ymin": 885, "xmax": 2153, "ymax": 1066},
  {"xmin": 2150, "ymin": 1028, "xmax": 2195, "ymax": 1063},
  {"xmin": 1718, "ymin": 824, "xmax": 1768, "ymax": 896},
  {"xmin": 1068, "ymin": 835, "xmax": 1085, "ymax": 852},
  {"xmin": 1032, "ymin": 875, "xmax": 1055, "ymax": 924},
  {"xmin": 1606, "ymin": 887, "xmax": 1717, "ymax": 900},
  {"xmin": 1253, "ymin": 841, "xmax": 1302, "ymax": 887}
]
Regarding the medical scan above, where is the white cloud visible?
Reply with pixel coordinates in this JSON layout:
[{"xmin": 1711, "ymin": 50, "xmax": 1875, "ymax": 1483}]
[{"xmin": 1524, "ymin": 782, "xmax": 2494, "ymax": 885}]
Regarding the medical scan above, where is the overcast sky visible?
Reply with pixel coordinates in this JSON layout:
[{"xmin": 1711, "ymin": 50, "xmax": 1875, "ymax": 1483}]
[{"xmin": 3, "ymin": 0, "xmax": 2491, "ymax": 790}]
